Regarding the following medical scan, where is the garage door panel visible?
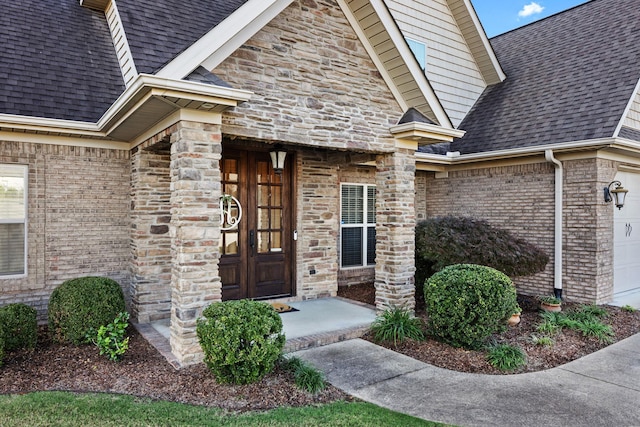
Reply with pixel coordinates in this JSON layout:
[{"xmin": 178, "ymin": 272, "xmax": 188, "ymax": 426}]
[{"xmin": 614, "ymin": 171, "xmax": 640, "ymax": 293}]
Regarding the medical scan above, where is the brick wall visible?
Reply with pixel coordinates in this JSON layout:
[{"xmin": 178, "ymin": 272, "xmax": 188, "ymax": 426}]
[
  {"xmin": 419, "ymin": 162, "xmax": 556, "ymax": 298},
  {"xmin": 214, "ymin": 0, "xmax": 402, "ymax": 153},
  {"xmin": 0, "ymin": 141, "xmax": 130, "ymax": 319},
  {"xmin": 418, "ymin": 159, "xmax": 618, "ymax": 303},
  {"xmin": 563, "ymin": 158, "xmax": 617, "ymax": 303}
]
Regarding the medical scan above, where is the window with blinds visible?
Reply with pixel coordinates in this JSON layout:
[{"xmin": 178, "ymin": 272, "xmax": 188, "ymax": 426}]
[
  {"xmin": 340, "ymin": 184, "xmax": 375, "ymax": 268},
  {"xmin": 0, "ymin": 164, "xmax": 27, "ymax": 277}
]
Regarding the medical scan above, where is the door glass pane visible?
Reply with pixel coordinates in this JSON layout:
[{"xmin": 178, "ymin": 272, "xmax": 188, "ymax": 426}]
[
  {"xmin": 271, "ymin": 186, "xmax": 282, "ymax": 206},
  {"xmin": 223, "ymin": 159, "xmax": 238, "ymax": 182},
  {"xmin": 271, "ymin": 231, "xmax": 282, "ymax": 251},
  {"xmin": 256, "ymin": 161, "xmax": 269, "ymax": 184},
  {"xmin": 258, "ymin": 185, "xmax": 269, "ymax": 206},
  {"xmin": 224, "ymin": 183, "xmax": 238, "ymax": 198},
  {"xmin": 257, "ymin": 208, "xmax": 270, "ymax": 230},
  {"xmin": 271, "ymin": 209, "xmax": 282, "ymax": 229},
  {"xmin": 224, "ymin": 232, "xmax": 239, "ymax": 255},
  {"xmin": 258, "ymin": 231, "xmax": 270, "ymax": 253}
]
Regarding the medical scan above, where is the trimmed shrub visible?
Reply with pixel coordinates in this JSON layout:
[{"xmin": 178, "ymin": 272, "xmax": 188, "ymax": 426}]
[
  {"xmin": 197, "ymin": 300, "xmax": 285, "ymax": 384},
  {"xmin": 0, "ymin": 303, "xmax": 37, "ymax": 351},
  {"xmin": 0, "ymin": 329, "xmax": 5, "ymax": 367},
  {"xmin": 425, "ymin": 264, "xmax": 519, "ymax": 349},
  {"xmin": 48, "ymin": 277, "xmax": 126, "ymax": 344},
  {"xmin": 415, "ymin": 216, "xmax": 549, "ymax": 281}
]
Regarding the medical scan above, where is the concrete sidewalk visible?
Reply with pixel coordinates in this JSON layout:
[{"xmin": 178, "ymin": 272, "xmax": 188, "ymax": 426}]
[{"xmin": 294, "ymin": 334, "xmax": 640, "ymax": 426}]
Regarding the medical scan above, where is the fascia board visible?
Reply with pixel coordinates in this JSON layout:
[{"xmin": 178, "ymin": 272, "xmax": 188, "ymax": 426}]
[
  {"xmin": 613, "ymin": 76, "xmax": 640, "ymax": 138},
  {"xmin": 367, "ymin": 0, "xmax": 453, "ymax": 129},
  {"xmin": 390, "ymin": 122, "xmax": 466, "ymax": 141},
  {"xmin": 415, "ymin": 138, "xmax": 616, "ymax": 165},
  {"xmin": 157, "ymin": 0, "xmax": 294, "ymax": 79},
  {"xmin": 0, "ymin": 74, "xmax": 252, "ymax": 140}
]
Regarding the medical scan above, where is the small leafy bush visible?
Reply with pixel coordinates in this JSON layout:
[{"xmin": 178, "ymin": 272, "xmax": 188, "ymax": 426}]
[
  {"xmin": 0, "ymin": 303, "xmax": 37, "ymax": 351},
  {"xmin": 415, "ymin": 216, "xmax": 549, "ymax": 281},
  {"xmin": 197, "ymin": 300, "xmax": 285, "ymax": 385},
  {"xmin": 425, "ymin": 264, "xmax": 519, "ymax": 349},
  {"xmin": 531, "ymin": 335, "xmax": 554, "ymax": 346},
  {"xmin": 95, "ymin": 312, "xmax": 130, "ymax": 362},
  {"xmin": 486, "ymin": 344, "xmax": 527, "ymax": 371},
  {"xmin": 370, "ymin": 307, "xmax": 424, "ymax": 347},
  {"xmin": 535, "ymin": 305, "xmax": 615, "ymax": 343},
  {"xmin": 48, "ymin": 277, "xmax": 126, "ymax": 344},
  {"xmin": 280, "ymin": 356, "xmax": 326, "ymax": 394}
]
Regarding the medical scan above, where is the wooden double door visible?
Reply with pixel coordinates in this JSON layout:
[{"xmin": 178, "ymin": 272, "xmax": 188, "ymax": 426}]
[{"xmin": 219, "ymin": 148, "xmax": 293, "ymax": 300}]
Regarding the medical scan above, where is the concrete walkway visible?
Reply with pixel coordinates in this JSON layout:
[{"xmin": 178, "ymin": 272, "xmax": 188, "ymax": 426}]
[{"xmin": 294, "ymin": 334, "xmax": 640, "ymax": 426}]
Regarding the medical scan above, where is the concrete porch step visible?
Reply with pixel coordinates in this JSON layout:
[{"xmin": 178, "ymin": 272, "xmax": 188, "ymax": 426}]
[{"xmin": 135, "ymin": 297, "xmax": 377, "ymax": 368}]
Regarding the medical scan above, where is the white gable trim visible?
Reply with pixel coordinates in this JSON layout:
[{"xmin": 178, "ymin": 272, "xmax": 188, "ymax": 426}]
[
  {"xmin": 339, "ymin": 0, "xmax": 453, "ymax": 128},
  {"xmin": 105, "ymin": 0, "xmax": 139, "ymax": 86},
  {"xmin": 157, "ymin": 0, "xmax": 294, "ymax": 80},
  {"xmin": 447, "ymin": 0, "xmax": 506, "ymax": 85},
  {"xmin": 614, "ymin": 76, "xmax": 640, "ymax": 137}
]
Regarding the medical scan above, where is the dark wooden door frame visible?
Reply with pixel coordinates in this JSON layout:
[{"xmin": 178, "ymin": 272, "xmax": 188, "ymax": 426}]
[{"xmin": 219, "ymin": 145, "xmax": 295, "ymax": 300}]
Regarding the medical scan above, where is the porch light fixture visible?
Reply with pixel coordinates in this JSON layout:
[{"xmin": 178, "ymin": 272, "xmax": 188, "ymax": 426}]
[
  {"xmin": 270, "ymin": 144, "xmax": 287, "ymax": 174},
  {"xmin": 604, "ymin": 180, "xmax": 628, "ymax": 210}
]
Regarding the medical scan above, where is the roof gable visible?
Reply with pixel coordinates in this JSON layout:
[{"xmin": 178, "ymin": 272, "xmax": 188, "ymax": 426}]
[
  {"xmin": 452, "ymin": 0, "xmax": 640, "ymax": 154},
  {"xmin": 0, "ymin": 0, "xmax": 125, "ymax": 122},
  {"xmin": 116, "ymin": 0, "xmax": 249, "ymax": 74}
]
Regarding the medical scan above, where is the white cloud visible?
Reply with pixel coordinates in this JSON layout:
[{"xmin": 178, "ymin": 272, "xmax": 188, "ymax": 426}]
[{"xmin": 518, "ymin": 2, "xmax": 544, "ymax": 18}]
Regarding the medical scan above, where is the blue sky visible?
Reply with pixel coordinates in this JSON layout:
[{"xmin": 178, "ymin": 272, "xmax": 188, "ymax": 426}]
[{"xmin": 471, "ymin": 0, "xmax": 590, "ymax": 37}]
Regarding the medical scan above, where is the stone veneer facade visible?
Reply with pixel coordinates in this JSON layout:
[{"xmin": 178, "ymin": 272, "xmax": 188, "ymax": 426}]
[{"xmin": 0, "ymin": 141, "xmax": 130, "ymax": 319}]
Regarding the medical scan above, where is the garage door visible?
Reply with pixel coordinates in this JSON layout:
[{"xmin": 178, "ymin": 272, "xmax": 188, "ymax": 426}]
[{"xmin": 614, "ymin": 171, "xmax": 640, "ymax": 293}]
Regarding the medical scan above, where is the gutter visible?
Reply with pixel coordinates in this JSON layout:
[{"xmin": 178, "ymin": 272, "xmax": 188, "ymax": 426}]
[{"xmin": 545, "ymin": 150, "xmax": 563, "ymax": 300}]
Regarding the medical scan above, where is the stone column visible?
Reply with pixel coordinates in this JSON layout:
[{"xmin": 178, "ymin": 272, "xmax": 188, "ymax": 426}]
[
  {"xmin": 374, "ymin": 148, "xmax": 416, "ymax": 312},
  {"xmin": 169, "ymin": 120, "xmax": 223, "ymax": 366}
]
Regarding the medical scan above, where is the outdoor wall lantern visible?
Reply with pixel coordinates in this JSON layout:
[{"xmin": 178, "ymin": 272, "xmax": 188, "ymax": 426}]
[
  {"xmin": 604, "ymin": 180, "xmax": 629, "ymax": 210},
  {"xmin": 270, "ymin": 144, "xmax": 287, "ymax": 174}
]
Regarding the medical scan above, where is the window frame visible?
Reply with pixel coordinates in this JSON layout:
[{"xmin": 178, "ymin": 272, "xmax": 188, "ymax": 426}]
[
  {"xmin": 0, "ymin": 164, "xmax": 28, "ymax": 279},
  {"xmin": 340, "ymin": 183, "xmax": 376, "ymax": 269}
]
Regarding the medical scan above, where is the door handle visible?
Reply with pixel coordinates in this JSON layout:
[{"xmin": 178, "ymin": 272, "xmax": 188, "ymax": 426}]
[{"xmin": 249, "ymin": 230, "xmax": 255, "ymax": 256}]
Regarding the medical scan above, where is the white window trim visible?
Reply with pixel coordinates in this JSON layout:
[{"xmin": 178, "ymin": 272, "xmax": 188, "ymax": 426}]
[
  {"xmin": 340, "ymin": 183, "xmax": 376, "ymax": 269},
  {"xmin": 0, "ymin": 164, "xmax": 28, "ymax": 279}
]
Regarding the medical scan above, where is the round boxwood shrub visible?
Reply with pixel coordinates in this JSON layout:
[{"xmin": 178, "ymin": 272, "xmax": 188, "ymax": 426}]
[
  {"xmin": 48, "ymin": 277, "xmax": 125, "ymax": 344},
  {"xmin": 197, "ymin": 300, "xmax": 285, "ymax": 385},
  {"xmin": 425, "ymin": 264, "xmax": 519, "ymax": 349},
  {"xmin": 0, "ymin": 303, "xmax": 37, "ymax": 351}
]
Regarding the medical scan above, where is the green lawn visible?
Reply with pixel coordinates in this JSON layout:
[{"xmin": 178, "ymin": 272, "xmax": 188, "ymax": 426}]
[{"xmin": 0, "ymin": 392, "xmax": 447, "ymax": 426}]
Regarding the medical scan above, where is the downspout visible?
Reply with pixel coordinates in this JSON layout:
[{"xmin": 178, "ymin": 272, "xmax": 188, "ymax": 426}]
[{"xmin": 545, "ymin": 150, "xmax": 563, "ymax": 300}]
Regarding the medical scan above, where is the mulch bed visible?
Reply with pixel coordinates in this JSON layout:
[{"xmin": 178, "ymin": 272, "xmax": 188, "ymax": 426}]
[
  {"xmin": 3, "ymin": 284, "xmax": 638, "ymax": 409},
  {"xmin": 0, "ymin": 326, "xmax": 349, "ymax": 411},
  {"xmin": 338, "ymin": 282, "xmax": 640, "ymax": 374}
]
